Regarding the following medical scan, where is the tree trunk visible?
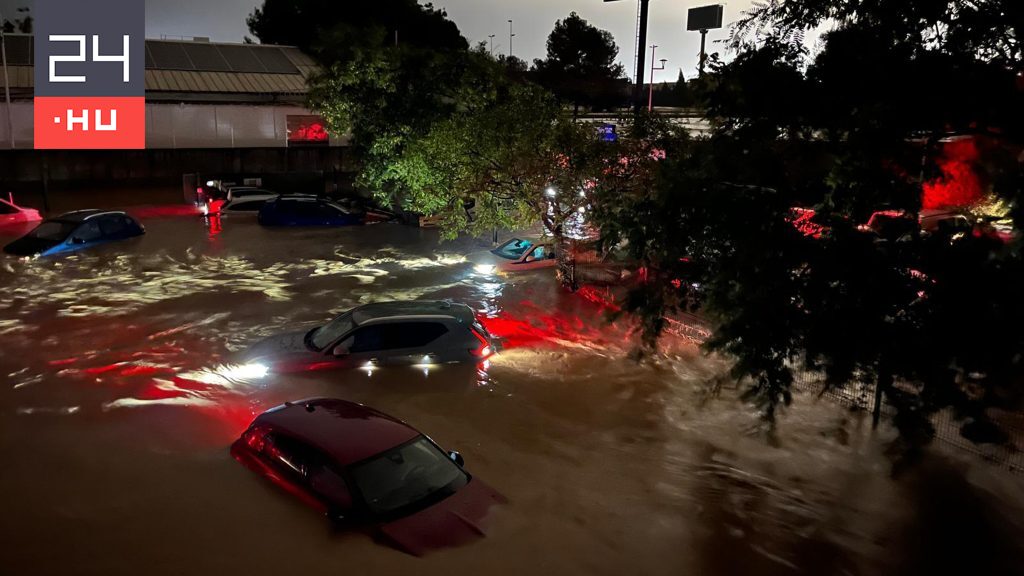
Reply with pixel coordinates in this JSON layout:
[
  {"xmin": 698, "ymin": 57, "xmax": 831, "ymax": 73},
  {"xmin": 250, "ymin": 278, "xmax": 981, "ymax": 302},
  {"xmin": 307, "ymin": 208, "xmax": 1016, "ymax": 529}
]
[{"xmin": 554, "ymin": 232, "xmax": 577, "ymax": 291}]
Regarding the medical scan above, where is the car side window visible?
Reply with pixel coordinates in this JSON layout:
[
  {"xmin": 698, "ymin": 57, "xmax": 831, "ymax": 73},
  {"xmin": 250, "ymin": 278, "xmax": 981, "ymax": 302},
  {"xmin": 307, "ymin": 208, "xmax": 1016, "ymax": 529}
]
[
  {"xmin": 386, "ymin": 322, "xmax": 448, "ymax": 349},
  {"xmin": 265, "ymin": 434, "xmax": 313, "ymax": 479},
  {"xmin": 349, "ymin": 325, "xmax": 384, "ymax": 353},
  {"xmin": 275, "ymin": 200, "xmax": 298, "ymax": 215},
  {"xmin": 307, "ymin": 461, "xmax": 353, "ymax": 510},
  {"xmin": 73, "ymin": 221, "xmax": 102, "ymax": 242},
  {"xmin": 348, "ymin": 323, "xmax": 448, "ymax": 352},
  {"xmin": 0, "ymin": 202, "xmax": 17, "ymax": 215},
  {"xmin": 525, "ymin": 246, "xmax": 548, "ymax": 262},
  {"xmin": 319, "ymin": 202, "xmax": 344, "ymax": 217},
  {"xmin": 98, "ymin": 215, "xmax": 127, "ymax": 237},
  {"xmin": 294, "ymin": 201, "xmax": 322, "ymax": 218}
]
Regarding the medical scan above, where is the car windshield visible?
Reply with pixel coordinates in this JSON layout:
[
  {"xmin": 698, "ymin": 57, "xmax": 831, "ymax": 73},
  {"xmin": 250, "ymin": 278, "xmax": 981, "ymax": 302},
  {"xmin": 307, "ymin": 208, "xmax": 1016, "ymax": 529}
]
[
  {"xmin": 349, "ymin": 436, "xmax": 468, "ymax": 516},
  {"xmin": 491, "ymin": 238, "xmax": 533, "ymax": 260},
  {"xmin": 28, "ymin": 221, "xmax": 76, "ymax": 242},
  {"xmin": 309, "ymin": 311, "xmax": 355, "ymax": 350}
]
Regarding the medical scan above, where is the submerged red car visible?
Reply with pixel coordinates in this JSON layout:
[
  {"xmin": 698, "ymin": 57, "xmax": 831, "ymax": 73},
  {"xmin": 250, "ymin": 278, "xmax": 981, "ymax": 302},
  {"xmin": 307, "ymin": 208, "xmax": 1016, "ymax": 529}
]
[{"xmin": 231, "ymin": 398, "xmax": 506, "ymax": 555}]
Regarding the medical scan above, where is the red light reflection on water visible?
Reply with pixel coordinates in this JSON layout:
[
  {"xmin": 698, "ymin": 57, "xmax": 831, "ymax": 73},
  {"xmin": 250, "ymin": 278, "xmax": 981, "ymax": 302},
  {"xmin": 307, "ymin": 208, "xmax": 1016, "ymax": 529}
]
[{"xmin": 478, "ymin": 297, "xmax": 625, "ymax": 351}]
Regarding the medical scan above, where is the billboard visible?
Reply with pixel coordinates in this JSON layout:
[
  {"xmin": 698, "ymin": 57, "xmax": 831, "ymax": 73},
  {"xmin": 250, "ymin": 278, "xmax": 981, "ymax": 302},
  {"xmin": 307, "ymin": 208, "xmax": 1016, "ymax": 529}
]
[{"xmin": 687, "ymin": 4, "xmax": 724, "ymax": 31}]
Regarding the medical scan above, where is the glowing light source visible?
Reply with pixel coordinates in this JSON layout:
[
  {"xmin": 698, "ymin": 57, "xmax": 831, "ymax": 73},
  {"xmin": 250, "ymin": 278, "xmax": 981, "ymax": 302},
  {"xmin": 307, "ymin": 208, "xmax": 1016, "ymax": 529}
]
[
  {"xmin": 474, "ymin": 264, "xmax": 496, "ymax": 275},
  {"xmin": 578, "ymin": 206, "xmax": 586, "ymax": 213},
  {"xmin": 206, "ymin": 180, "xmax": 216, "ymax": 187},
  {"xmin": 545, "ymin": 187, "xmax": 557, "ymax": 198}
]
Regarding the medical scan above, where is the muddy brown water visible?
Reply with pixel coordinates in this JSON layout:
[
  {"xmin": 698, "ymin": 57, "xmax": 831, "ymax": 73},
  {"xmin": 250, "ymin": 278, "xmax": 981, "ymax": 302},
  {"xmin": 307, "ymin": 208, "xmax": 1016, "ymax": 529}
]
[{"xmin": 1, "ymin": 213, "xmax": 1022, "ymax": 576}]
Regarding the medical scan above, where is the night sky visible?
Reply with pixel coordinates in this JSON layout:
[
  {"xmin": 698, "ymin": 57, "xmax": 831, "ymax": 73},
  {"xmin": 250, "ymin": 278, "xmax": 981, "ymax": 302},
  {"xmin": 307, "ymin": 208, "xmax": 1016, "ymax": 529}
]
[
  {"xmin": 3, "ymin": 0, "xmax": 765, "ymax": 82},
  {"xmin": 143, "ymin": 0, "xmax": 760, "ymax": 81}
]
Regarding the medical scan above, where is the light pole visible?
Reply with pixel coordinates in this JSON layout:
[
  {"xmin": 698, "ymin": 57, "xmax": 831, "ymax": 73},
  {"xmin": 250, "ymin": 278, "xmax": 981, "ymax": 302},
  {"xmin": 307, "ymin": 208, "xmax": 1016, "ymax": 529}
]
[
  {"xmin": 508, "ymin": 20, "xmax": 515, "ymax": 58},
  {"xmin": 647, "ymin": 45, "xmax": 666, "ymax": 112},
  {"xmin": 603, "ymin": 0, "xmax": 651, "ymax": 114},
  {"xmin": 488, "ymin": 34, "xmax": 495, "ymax": 56}
]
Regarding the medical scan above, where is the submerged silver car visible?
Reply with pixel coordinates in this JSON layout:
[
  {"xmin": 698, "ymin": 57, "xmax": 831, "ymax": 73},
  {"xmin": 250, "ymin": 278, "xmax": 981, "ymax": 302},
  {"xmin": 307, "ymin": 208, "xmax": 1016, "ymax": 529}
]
[{"xmin": 244, "ymin": 301, "xmax": 497, "ymax": 373}]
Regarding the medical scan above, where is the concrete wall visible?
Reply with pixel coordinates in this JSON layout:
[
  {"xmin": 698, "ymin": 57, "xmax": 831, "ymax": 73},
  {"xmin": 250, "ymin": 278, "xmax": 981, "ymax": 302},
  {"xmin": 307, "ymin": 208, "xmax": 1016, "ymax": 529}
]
[{"xmin": 0, "ymin": 102, "xmax": 347, "ymax": 149}]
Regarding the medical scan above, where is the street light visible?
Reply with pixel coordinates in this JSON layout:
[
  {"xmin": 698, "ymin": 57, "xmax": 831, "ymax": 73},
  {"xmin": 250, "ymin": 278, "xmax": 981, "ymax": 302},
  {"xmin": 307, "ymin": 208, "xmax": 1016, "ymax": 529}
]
[
  {"xmin": 648, "ymin": 45, "xmax": 667, "ymax": 112},
  {"xmin": 508, "ymin": 20, "xmax": 515, "ymax": 58},
  {"xmin": 488, "ymin": 34, "xmax": 496, "ymax": 56}
]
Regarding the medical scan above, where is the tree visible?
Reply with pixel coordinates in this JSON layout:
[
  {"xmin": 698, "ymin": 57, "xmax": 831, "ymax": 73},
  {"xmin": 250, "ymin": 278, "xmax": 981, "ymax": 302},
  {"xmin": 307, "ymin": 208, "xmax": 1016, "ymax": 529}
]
[
  {"xmin": 531, "ymin": 12, "xmax": 628, "ymax": 117},
  {"xmin": 247, "ymin": 0, "xmax": 466, "ymax": 62},
  {"xmin": 301, "ymin": 2, "xmax": 477, "ymax": 210},
  {"xmin": 2, "ymin": 7, "xmax": 32, "ymax": 33},
  {"xmin": 592, "ymin": 0, "xmax": 1024, "ymax": 452}
]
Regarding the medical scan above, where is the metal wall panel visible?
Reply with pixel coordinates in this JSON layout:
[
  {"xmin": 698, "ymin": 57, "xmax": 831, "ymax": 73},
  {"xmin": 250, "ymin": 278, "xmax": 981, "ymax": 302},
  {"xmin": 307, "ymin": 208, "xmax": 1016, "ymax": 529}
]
[{"xmin": 0, "ymin": 103, "xmax": 345, "ymax": 149}]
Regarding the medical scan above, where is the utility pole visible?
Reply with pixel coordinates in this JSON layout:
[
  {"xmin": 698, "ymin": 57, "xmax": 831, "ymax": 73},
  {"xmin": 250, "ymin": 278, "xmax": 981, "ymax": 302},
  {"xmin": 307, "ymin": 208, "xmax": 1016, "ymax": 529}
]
[
  {"xmin": 603, "ymin": 0, "xmax": 652, "ymax": 114},
  {"xmin": 508, "ymin": 20, "xmax": 515, "ymax": 58},
  {"xmin": 634, "ymin": 0, "xmax": 650, "ymax": 113},
  {"xmin": 698, "ymin": 29, "xmax": 708, "ymax": 76},
  {"xmin": 648, "ymin": 45, "xmax": 666, "ymax": 112},
  {"xmin": 0, "ymin": 11, "xmax": 14, "ymax": 149}
]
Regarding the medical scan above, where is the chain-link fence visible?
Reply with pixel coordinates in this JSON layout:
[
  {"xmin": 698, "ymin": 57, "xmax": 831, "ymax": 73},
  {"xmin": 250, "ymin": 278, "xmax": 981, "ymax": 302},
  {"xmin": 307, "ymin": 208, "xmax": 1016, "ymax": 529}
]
[{"xmin": 791, "ymin": 370, "xmax": 1024, "ymax": 473}]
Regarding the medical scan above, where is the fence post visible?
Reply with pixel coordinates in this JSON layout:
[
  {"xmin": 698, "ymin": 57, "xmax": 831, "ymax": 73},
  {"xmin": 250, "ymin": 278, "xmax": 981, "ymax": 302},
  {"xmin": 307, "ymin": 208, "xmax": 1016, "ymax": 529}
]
[{"xmin": 872, "ymin": 369, "xmax": 891, "ymax": 429}]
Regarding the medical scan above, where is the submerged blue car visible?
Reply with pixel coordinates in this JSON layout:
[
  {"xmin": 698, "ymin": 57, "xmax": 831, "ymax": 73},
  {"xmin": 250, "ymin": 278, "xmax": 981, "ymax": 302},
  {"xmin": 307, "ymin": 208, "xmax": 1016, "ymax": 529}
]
[
  {"xmin": 3, "ymin": 210, "xmax": 145, "ymax": 257},
  {"xmin": 257, "ymin": 195, "xmax": 363, "ymax": 227}
]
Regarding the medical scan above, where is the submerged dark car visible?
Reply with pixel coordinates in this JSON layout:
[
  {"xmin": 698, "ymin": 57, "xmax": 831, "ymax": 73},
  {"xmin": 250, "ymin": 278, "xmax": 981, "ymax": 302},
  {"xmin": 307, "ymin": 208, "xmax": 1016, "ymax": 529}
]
[
  {"xmin": 243, "ymin": 300, "xmax": 497, "ymax": 373},
  {"xmin": 231, "ymin": 398, "xmax": 506, "ymax": 556},
  {"xmin": 3, "ymin": 210, "xmax": 145, "ymax": 257},
  {"xmin": 257, "ymin": 195, "xmax": 363, "ymax": 227}
]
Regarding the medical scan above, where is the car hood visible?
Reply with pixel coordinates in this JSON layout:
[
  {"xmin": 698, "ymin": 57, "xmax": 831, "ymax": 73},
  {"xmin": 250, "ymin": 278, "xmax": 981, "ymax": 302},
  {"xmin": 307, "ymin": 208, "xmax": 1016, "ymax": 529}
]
[
  {"xmin": 375, "ymin": 478, "xmax": 506, "ymax": 556},
  {"xmin": 466, "ymin": 251, "xmax": 510, "ymax": 268},
  {"xmin": 3, "ymin": 236, "xmax": 61, "ymax": 256}
]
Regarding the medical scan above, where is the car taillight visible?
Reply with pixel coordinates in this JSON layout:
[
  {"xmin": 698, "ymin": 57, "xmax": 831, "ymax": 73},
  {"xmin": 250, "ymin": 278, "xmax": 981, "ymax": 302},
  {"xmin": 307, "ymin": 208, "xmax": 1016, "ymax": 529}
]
[
  {"xmin": 244, "ymin": 428, "xmax": 266, "ymax": 452},
  {"xmin": 469, "ymin": 327, "xmax": 493, "ymax": 358}
]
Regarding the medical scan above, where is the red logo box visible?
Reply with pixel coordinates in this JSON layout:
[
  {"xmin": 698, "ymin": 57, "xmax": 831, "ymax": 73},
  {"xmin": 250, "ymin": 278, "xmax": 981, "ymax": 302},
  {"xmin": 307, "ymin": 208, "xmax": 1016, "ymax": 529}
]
[{"xmin": 34, "ymin": 96, "xmax": 145, "ymax": 149}]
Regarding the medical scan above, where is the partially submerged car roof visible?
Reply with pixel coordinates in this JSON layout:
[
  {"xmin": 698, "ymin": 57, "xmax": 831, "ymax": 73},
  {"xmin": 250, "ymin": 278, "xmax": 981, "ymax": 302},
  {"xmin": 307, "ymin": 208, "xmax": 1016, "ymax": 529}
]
[
  {"xmin": 54, "ymin": 209, "xmax": 129, "ymax": 223},
  {"xmin": 351, "ymin": 300, "xmax": 475, "ymax": 325},
  {"xmin": 255, "ymin": 398, "xmax": 419, "ymax": 466}
]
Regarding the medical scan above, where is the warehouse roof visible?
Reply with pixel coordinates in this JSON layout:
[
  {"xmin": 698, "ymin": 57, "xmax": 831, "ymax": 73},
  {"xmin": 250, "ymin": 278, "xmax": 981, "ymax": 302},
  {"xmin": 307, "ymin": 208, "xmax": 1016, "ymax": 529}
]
[{"xmin": 1, "ymin": 35, "xmax": 318, "ymax": 102}]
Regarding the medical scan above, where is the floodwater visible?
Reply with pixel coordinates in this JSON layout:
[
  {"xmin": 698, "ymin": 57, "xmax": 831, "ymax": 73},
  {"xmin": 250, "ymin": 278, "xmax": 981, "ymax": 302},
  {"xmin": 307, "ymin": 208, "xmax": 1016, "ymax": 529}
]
[{"xmin": 1, "ymin": 212, "xmax": 1023, "ymax": 576}]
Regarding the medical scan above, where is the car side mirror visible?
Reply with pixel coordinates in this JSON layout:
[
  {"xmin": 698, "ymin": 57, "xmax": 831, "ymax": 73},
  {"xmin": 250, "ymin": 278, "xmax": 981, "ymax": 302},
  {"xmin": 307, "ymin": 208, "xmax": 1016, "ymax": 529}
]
[{"xmin": 448, "ymin": 451, "xmax": 465, "ymax": 467}]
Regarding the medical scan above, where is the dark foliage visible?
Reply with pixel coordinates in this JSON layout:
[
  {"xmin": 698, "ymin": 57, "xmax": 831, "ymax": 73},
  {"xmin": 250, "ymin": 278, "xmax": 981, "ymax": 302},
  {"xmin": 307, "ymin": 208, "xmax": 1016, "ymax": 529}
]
[
  {"xmin": 247, "ymin": 0, "xmax": 466, "ymax": 62},
  {"xmin": 531, "ymin": 12, "xmax": 628, "ymax": 116},
  {"xmin": 592, "ymin": 0, "xmax": 1024, "ymax": 449}
]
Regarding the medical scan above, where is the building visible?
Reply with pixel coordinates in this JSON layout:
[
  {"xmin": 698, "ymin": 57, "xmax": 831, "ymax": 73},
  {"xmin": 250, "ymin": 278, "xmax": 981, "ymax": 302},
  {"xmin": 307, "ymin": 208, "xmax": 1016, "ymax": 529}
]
[
  {"xmin": 0, "ymin": 34, "xmax": 343, "ymax": 149},
  {"xmin": 0, "ymin": 35, "xmax": 351, "ymax": 207}
]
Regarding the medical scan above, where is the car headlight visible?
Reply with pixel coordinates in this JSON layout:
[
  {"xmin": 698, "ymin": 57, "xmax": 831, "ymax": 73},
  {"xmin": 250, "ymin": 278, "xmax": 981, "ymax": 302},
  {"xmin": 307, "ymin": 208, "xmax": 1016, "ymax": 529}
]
[{"xmin": 474, "ymin": 264, "xmax": 496, "ymax": 275}]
